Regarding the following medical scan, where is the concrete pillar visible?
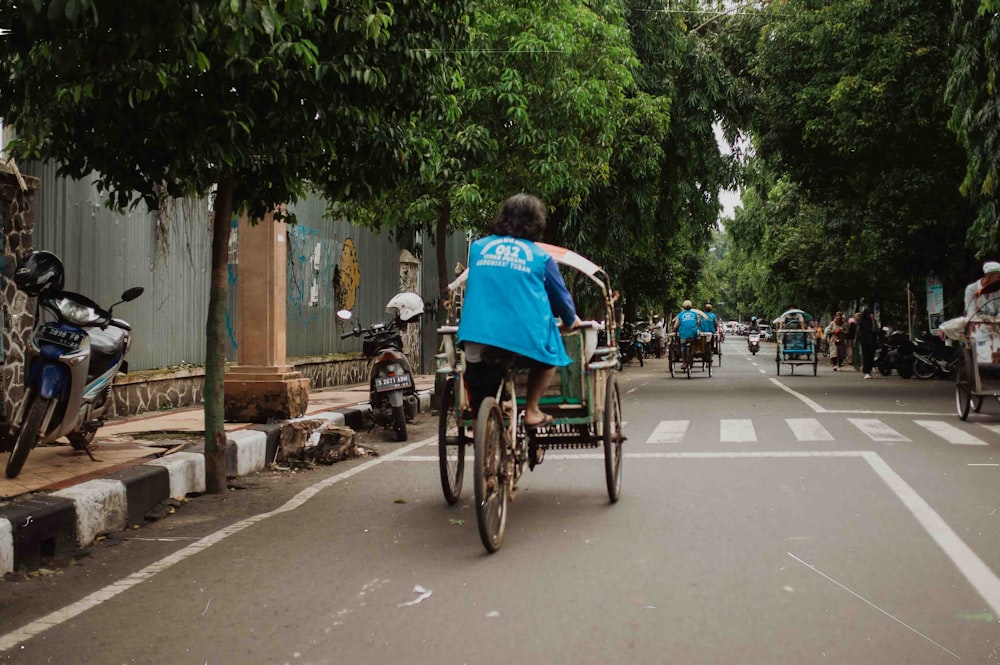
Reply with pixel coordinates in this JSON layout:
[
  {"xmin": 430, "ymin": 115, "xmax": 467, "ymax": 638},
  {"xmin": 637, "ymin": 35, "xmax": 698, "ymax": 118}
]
[{"xmin": 224, "ymin": 212, "xmax": 310, "ymax": 422}]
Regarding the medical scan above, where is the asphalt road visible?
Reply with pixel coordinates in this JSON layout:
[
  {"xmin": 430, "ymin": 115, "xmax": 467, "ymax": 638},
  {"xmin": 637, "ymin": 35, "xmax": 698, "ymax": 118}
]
[{"xmin": 2, "ymin": 339, "xmax": 999, "ymax": 664}]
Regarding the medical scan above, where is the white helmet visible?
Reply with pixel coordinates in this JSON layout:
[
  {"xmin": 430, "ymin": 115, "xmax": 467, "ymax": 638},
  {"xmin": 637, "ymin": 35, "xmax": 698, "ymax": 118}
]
[{"xmin": 386, "ymin": 292, "xmax": 424, "ymax": 322}]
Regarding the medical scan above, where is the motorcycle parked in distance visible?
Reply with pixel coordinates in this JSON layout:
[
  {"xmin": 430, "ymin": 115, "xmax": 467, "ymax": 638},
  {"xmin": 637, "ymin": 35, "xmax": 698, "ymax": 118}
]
[
  {"xmin": 617, "ymin": 322, "xmax": 643, "ymax": 367},
  {"xmin": 912, "ymin": 331, "xmax": 957, "ymax": 380},
  {"xmin": 747, "ymin": 331, "xmax": 761, "ymax": 355},
  {"xmin": 875, "ymin": 328, "xmax": 914, "ymax": 379},
  {"xmin": 4, "ymin": 251, "xmax": 144, "ymax": 479},
  {"xmin": 339, "ymin": 292, "xmax": 423, "ymax": 441}
]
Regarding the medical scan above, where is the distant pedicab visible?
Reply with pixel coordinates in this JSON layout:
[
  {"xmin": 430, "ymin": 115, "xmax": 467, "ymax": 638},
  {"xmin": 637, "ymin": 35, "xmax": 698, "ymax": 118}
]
[
  {"xmin": 947, "ymin": 274, "xmax": 1000, "ymax": 420},
  {"xmin": 773, "ymin": 309, "xmax": 818, "ymax": 376},
  {"xmin": 667, "ymin": 307, "xmax": 714, "ymax": 379}
]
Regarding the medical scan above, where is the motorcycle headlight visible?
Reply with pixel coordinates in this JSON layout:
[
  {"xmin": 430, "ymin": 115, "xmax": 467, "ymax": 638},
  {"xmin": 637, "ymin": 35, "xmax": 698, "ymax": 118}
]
[{"xmin": 56, "ymin": 298, "xmax": 101, "ymax": 326}]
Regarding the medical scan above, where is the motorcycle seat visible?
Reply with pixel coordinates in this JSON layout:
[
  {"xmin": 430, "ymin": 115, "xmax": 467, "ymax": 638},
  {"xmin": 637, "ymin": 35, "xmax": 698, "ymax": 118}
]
[{"xmin": 90, "ymin": 326, "xmax": 127, "ymax": 358}]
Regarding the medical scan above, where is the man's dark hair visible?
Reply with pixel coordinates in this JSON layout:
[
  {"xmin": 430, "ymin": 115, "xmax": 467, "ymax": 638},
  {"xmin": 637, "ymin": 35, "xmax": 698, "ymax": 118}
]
[{"xmin": 491, "ymin": 193, "xmax": 546, "ymax": 241}]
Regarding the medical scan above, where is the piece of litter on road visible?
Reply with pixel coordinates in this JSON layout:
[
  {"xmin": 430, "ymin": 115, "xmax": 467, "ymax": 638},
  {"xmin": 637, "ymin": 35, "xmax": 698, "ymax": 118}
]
[
  {"xmin": 486, "ymin": 610, "xmax": 500, "ymax": 618},
  {"xmin": 398, "ymin": 585, "xmax": 433, "ymax": 608}
]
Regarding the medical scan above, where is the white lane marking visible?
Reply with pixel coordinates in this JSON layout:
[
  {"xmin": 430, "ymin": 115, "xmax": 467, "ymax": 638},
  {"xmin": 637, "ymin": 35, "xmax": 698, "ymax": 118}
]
[
  {"xmin": 914, "ymin": 420, "xmax": 989, "ymax": 446},
  {"xmin": 788, "ymin": 553, "xmax": 962, "ymax": 660},
  {"xmin": 721, "ymin": 419, "xmax": 757, "ymax": 442},
  {"xmin": 646, "ymin": 420, "xmax": 690, "ymax": 444},
  {"xmin": 981, "ymin": 424, "xmax": 1000, "ymax": 437},
  {"xmin": 786, "ymin": 418, "xmax": 834, "ymax": 442},
  {"xmin": 769, "ymin": 378, "xmax": 948, "ymax": 416},
  {"xmin": 769, "ymin": 378, "xmax": 826, "ymax": 413},
  {"xmin": 758, "ymin": 368, "xmax": 767, "ymax": 374},
  {"xmin": 861, "ymin": 451, "xmax": 1000, "ymax": 616},
  {"xmin": 0, "ymin": 437, "xmax": 436, "ymax": 654},
  {"xmin": 849, "ymin": 418, "xmax": 910, "ymax": 442}
]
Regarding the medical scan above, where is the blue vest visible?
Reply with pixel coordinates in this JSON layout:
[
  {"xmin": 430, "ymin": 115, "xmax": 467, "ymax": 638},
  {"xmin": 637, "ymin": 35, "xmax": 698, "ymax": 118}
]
[
  {"xmin": 677, "ymin": 309, "xmax": 700, "ymax": 340},
  {"xmin": 700, "ymin": 311, "xmax": 717, "ymax": 333},
  {"xmin": 458, "ymin": 236, "xmax": 572, "ymax": 367}
]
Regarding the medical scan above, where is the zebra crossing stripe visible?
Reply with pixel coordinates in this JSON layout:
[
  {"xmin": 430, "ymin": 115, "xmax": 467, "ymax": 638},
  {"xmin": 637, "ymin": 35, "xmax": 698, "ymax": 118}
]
[
  {"xmin": 913, "ymin": 420, "xmax": 989, "ymax": 446},
  {"xmin": 786, "ymin": 418, "xmax": 835, "ymax": 442},
  {"xmin": 646, "ymin": 421, "xmax": 690, "ymax": 444},
  {"xmin": 848, "ymin": 418, "xmax": 910, "ymax": 442},
  {"xmin": 721, "ymin": 419, "xmax": 757, "ymax": 442}
]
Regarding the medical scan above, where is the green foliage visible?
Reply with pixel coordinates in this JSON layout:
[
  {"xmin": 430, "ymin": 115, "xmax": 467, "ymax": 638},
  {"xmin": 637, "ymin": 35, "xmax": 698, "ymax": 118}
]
[
  {"xmin": 947, "ymin": 0, "xmax": 1000, "ymax": 256},
  {"xmin": 721, "ymin": 0, "xmax": 977, "ymax": 320}
]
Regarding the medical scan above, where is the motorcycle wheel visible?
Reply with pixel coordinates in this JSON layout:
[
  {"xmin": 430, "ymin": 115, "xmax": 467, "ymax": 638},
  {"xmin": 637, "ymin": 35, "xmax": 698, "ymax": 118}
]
[
  {"xmin": 912, "ymin": 357, "xmax": 935, "ymax": 380},
  {"xmin": 896, "ymin": 359, "xmax": 913, "ymax": 379},
  {"xmin": 6, "ymin": 397, "xmax": 50, "ymax": 479},
  {"xmin": 877, "ymin": 357, "xmax": 892, "ymax": 377},
  {"xmin": 392, "ymin": 405, "xmax": 407, "ymax": 442}
]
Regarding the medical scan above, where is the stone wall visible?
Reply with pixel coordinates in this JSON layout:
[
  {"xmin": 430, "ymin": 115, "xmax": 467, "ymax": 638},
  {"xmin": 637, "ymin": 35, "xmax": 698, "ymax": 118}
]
[
  {"xmin": 0, "ymin": 166, "xmax": 39, "ymax": 428},
  {"xmin": 107, "ymin": 355, "xmax": 370, "ymax": 418}
]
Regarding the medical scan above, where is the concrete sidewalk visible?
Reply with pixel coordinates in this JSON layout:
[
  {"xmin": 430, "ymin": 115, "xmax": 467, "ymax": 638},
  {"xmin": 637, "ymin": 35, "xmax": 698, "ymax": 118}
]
[{"xmin": 0, "ymin": 376, "xmax": 437, "ymax": 575}]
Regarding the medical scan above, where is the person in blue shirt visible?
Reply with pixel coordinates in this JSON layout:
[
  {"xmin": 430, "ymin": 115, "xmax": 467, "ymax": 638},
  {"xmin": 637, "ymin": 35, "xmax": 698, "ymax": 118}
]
[
  {"xmin": 671, "ymin": 300, "xmax": 703, "ymax": 340},
  {"xmin": 458, "ymin": 194, "xmax": 580, "ymax": 428},
  {"xmin": 700, "ymin": 303, "xmax": 718, "ymax": 334}
]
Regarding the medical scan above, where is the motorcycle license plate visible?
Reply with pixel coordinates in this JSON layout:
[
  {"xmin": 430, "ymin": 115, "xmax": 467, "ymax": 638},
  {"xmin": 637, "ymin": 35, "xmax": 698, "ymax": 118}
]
[
  {"xmin": 374, "ymin": 375, "xmax": 412, "ymax": 392},
  {"xmin": 38, "ymin": 326, "xmax": 84, "ymax": 349}
]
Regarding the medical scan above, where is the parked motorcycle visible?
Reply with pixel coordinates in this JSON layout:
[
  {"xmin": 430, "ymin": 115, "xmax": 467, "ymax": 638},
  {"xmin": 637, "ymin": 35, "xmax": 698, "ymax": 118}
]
[
  {"xmin": 4, "ymin": 251, "xmax": 144, "ymax": 479},
  {"xmin": 617, "ymin": 323, "xmax": 643, "ymax": 367},
  {"xmin": 747, "ymin": 331, "xmax": 760, "ymax": 355},
  {"xmin": 338, "ymin": 292, "xmax": 423, "ymax": 441},
  {"xmin": 912, "ymin": 332, "xmax": 957, "ymax": 380},
  {"xmin": 874, "ymin": 329, "xmax": 914, "ymax": 379}
]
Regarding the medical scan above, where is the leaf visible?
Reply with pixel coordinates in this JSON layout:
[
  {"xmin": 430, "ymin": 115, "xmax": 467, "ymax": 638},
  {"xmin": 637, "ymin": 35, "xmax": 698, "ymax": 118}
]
[
  {"xmin": 393, "ymin": 498, "xmax": 407, "ymax": 504},
  {"xmin": 196, "ymin": 51, "xmax": 210, "ymax": 72},
  {"xmin": 449, "ymin": 518, "xmax": 464, "ymax": 525}
]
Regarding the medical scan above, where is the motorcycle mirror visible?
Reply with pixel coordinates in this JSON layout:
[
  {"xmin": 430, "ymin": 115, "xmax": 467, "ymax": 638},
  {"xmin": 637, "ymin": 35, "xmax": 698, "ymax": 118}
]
[
  {"xmin": 121, "ymin": 286, "xmax": 144, "ymax": 302},
  {"xmin": 336, "ymin": 309, "xmax": 353, "ymax": 321}
]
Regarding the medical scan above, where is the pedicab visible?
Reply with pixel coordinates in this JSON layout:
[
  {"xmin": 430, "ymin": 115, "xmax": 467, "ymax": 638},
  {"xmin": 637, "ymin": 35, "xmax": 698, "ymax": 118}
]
[
  {"xmin": 435, "ymin": 243, "xmax": 625, "ymax": 552},
  {"xmin": 773, "ymin": 309, "xmax": 818, "ymax": 376},
  {"xmin": 948, "ymin": 274, "xmax": 1000, "ymax": 420},
  {"xmin": 667, "ymin": 308, "xmax": 714, "ymax": 379}
]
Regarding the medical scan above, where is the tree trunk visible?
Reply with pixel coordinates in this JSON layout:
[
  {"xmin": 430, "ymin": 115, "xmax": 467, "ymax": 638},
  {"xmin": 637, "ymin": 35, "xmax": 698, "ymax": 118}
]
[{"xmin": 204, "ymin": 174, "xmax": 237, "ymax": 494}]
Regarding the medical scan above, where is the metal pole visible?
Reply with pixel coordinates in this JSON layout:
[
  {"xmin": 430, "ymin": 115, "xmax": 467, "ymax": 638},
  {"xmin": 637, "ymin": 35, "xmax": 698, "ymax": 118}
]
[{"xmin": 906, "ymin": 282, "xmax": 912, "ymax": 338}]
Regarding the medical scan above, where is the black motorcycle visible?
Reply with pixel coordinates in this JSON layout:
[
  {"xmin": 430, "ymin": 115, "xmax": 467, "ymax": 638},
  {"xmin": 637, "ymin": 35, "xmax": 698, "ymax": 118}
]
[
  {"xmin": 911, "ymin": 332, "xmax": 957, "ymax": 380},
  {"xmin": 617, "ymin": 323, "xmax": 644, "ymax": 367},
  {"xmin": 875, "ymin": 329, "xmax": 914, "ymax": 379}
]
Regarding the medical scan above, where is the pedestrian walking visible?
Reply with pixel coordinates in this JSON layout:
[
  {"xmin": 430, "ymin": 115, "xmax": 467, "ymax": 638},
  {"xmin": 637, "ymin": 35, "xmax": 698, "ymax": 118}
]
[
  {"xmin": 848, "ymin": 312, "xmax": 860, "ymax": 370},
  {"xmin": 826, "ymin": 311, "xmax": 847, "ymax": 369},
  {"xmin": 651, "ymin": 314, "xmax": 666, "ymax": 358}
]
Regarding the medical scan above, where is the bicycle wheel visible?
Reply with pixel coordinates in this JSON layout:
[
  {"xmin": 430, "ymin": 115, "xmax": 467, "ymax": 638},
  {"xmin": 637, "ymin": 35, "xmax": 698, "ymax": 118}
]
[
  {"xmin": 438, "ymin": 378, "xmax": 466, "ymax": 505},
  {"xmin": 603, "ymin": 375, "xmax": 623, "ymax": 503},
  {"xmin": 474, "ymin": 397, "xmax": 508, "ymax": 553},
  {"xmin": 955, "ymin": 353, "xmax": 973, "ymax": 421}
]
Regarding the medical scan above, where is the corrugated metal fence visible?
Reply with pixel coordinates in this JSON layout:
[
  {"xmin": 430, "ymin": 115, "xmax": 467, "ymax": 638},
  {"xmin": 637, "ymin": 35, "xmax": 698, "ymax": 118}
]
[{"xmin": 22, "ymin": 162, "xmax": 469, "ymax": 375}]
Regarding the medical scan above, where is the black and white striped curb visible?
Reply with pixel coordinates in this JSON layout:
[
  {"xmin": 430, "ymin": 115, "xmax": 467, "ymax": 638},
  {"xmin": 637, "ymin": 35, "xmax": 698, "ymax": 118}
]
[{"xmin": 0, "ymin": 390, "xmax": 432, "ymax": 575}]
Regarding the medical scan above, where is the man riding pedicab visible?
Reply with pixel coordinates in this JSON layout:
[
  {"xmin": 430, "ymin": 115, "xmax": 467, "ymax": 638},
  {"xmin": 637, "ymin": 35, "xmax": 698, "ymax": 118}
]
[{"xmin": 671, "ymin": 300, "xmax": 706, "ymax": 369}]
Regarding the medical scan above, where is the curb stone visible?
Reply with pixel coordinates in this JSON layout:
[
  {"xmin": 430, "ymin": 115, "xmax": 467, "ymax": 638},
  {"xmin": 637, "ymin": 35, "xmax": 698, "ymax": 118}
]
[{"xmin": 0, "ymin": 389, "xmax": 433, "ymax": 576}]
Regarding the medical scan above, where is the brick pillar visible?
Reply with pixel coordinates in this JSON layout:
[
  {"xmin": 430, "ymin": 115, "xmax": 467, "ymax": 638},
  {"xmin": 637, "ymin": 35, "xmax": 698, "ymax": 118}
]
[
  {"xmin": 0, "ymin": 165, "xmax": 39, "ymax": 438},
  {"xmin": 224, "ymin": 212, "xmax": 310, "ymax": 422}
]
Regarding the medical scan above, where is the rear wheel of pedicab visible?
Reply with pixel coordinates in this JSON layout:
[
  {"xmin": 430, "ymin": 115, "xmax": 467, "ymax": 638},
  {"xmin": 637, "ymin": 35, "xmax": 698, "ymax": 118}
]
[
  {"xmin": 776, "ymin": 358, "xmax": 781, "ymax": 375},
  {"xmin": 438, "ymin": 378, "xmax": 466, "ymax": 505},
  {"xmin": 813, "ymin": 354, "xmax": 818, "ymax": 376},
  {"xmin": 474, "ymin": 397, "xmax": 508, "ymax": 552},
  {"xmin": 707, "ymin": 354, "xmax": 713, "ymax": 378},
  {"xmin": 668, "ymin": 354, "xmax": 674, "ymax": 377},
  {"xmin": 974, "ymin": 396, "xmax": 984, "ymax": 413},
  {"xmin": 603, "ymin": 376, "xmax": 623, "ymax": 503},
  {"xmin": 955, "ymin": 355, "xmax": 973, "ymax": 421}
]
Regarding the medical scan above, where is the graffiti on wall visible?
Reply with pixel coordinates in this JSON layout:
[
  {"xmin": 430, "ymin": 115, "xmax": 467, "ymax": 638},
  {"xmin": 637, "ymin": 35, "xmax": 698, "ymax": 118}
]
[
  {"xmin": 336, "ymin": 238, "xmax": 360, "ymax": 312},
  {"xmin": 287, "ymin": 224, "xmax": 336, "ymax": 324}
]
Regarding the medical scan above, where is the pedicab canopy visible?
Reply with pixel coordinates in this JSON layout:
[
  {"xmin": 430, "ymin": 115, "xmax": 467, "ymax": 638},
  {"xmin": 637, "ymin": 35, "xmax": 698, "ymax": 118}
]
[
  {"xmin": 448, "ymin": 242, "xmax": 610, "ymax": 296},
  {"xmin": 773, "ymin": 309, "xmax": 814, "ymax": 328}
]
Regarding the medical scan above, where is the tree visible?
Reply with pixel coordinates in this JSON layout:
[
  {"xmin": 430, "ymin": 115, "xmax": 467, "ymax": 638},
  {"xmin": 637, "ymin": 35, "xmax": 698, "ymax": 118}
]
[
  {"xmin": 947, "ymin": 0, "xmax": 1000, "ymax": 257},
  {"xmin": 0, "ymin": 0, "xmax": 469, "ymax": 491},
  {"xmin": 722, "ymin": 0, "xmax": 977, "ymax": 316}
]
